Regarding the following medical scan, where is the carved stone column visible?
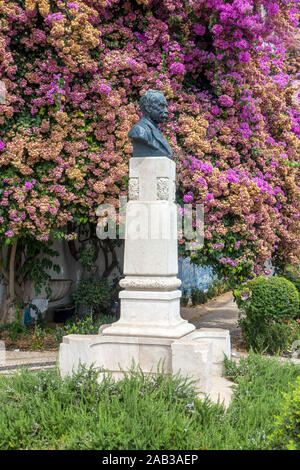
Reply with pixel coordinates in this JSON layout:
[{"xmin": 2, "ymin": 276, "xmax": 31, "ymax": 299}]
[{"xmin": 101, "ymin": 157, "xmax": 195, "ymax": 339}]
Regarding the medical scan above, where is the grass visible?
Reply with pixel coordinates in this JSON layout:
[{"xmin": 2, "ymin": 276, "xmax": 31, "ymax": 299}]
[{"xmin": 0, "ymin": 352, "xmax": 299, "ymax": 450}]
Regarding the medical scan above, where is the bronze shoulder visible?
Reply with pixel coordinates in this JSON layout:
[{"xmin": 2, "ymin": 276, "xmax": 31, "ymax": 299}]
[{"xmin": 128, "ymin": 122, "xmax": 152, "ymax": 142}]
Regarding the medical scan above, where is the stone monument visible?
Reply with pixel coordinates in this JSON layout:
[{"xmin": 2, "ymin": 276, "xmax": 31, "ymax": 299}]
[{"xmin": 59, "ymin": 90, "xmax": 231, "ymax": 396}]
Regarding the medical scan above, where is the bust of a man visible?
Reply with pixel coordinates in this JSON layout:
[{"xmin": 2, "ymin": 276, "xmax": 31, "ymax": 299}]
[{"xmin": 128, "ymin": 89, "xmax": 173, "ymax": 159}]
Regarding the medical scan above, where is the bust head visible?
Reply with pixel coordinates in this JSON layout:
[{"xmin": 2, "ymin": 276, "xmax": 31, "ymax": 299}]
[{"xmin": 139, "ymin": 89, "xmax": 169, "ymax": 124}]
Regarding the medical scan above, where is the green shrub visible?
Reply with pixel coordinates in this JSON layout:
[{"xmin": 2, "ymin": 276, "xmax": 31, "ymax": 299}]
[
  {"xmin": 7, "ymin": 320, "xmax": 27, "ymax": 342},
  {"xmin": 0, "ymin": 365, "xmax": 216, "ymax": 450},
  {"xmin": 239, "ymin": 317, "xmax": 300, "ymax": 354},
  {"xmin": 267, "ymin": 376, "xmax": 300, "ymax": 450},
  {"xmin": 283, "ymin": 269, "xmax": 300, "ymax": 319},
  {"xmin": 2, "ymin": 303, "xmax": 29, "ymax": 341},
  {"xmin": 190, "ymin": 287, "xmax": 198, "ymax": 305},
  {"xmin": 54, "ymin": 325, "xmax": 65, "ymax": 347},
  {"xmin": 180, "ymin": 288, "xmax": 189, "ymax": 307},
  {"xmin": 235, "ymin": 276, "xmax": 300, "ymax": 354},
  {"xmin": 190, "ymin": 287, "xmax": 206, "ymax": 305},
  {"xmin": 30, "ymin": 324, "xmax": 46, "ymax": 350},
  {"xmin": 64, "ymin": 316, "xmax": 96, "ymax": 335},
  {"xmin": 72, "ymin": 277, "xmax": 113, "ymax": 316},
  {"xmin": 283, "ymin": 267, "xmax": 300, "ymax": 294},
  {"xmin": 206, "ymin": 284, "xmax": 217, "ymax": 299},
  {"xmin": 249, "ymin": 276, "xmax": 299, "ymax": 322},
  {"xmin": 54, "ymin": 314, "xmax": 118, "ymax": 346},
  {"xmin": 188, "ymin": 278, "xmax": 231, "ymax": 307},
  {"xmin": 197, "ymin": 289, "xmax": 207, "ymax": 304},
  {"xmin": 0, "ymin": 353, "xmax": 298, "ymax": 450}
]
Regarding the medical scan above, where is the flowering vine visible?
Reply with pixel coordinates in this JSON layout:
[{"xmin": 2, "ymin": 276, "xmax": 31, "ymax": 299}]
[{"xmin": 0, "ymin": 0, "xmax": 298, "ymax": 285}]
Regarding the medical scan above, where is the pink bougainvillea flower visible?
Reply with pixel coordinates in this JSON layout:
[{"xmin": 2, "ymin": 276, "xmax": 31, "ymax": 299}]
[
  {"xmin": 218, "ymin": 95, "xmax": 233, "ymax": 107},
  {"xmin": 211, "ymin": 105, "xmax": 219, "ymax": 115},
  {"xmin": 134, "ymin": 32, "xmax": 147, "ymax": 43},
  {"xmin": 211, "ymin": 24, "xmax": 223, "ymax": 35},
  {"xmin": 183, "ymin": 193, "xmax": 194, "ymax": 202},
  {"xmin": 5, "ymin": 230, "xmax": 14, "ymax": 237},
  {"xmin": 193, "ymin": 24, "xmax": 206, "ymax": 36},
  {"xmin": 99, "ymin": 84, "xmax": 112, "ymax": 94},
  {"xmin": 0, "ymin": 0, "xmax": 298, "ymax": 281},
  {"xmin": 66, "ymin": 2, "xmax": 79, "ymax": 9},
  {"xmin": 46, "ymin": 12, "xmax": 63, "ymax": 23},
  {"xmin": 238, "ymin": 51, "xmax": 251, "ymax": 64},
  {"xmin": 25, "ymin": 182, "xmax": 33, "ymax": 190},
  {"xmin": 169, "ymin": 62, "xmax": 185, "ymax": 75}
]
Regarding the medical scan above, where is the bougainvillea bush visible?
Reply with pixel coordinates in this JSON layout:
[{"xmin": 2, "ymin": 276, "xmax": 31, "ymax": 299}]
[{"xmin": 0, "ymin": 0, "xmax": 299, "ymax": 319}]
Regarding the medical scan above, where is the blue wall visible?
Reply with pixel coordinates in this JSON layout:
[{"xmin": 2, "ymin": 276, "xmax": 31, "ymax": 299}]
[{"xmin": 178, "ymin": 257, "xmax": 216, "ymax": 293}]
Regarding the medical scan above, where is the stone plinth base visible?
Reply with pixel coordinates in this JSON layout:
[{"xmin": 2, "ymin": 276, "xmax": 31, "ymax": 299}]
[
  {"xmin": 101, "ymin": 290, "xmax": 195, "ymax": 339},
  {"xmin": 59, "ymin": 328, "xmax": 231, "ymax": 395}
]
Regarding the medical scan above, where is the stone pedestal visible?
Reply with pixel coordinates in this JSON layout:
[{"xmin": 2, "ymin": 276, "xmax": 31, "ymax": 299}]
[
  {"xmin": 59, "ymin": 157, "xmax": 231, "ymax": 395},
  {"xmin": 102, "ymin": 156, "xmax": 194, "ymax": 339}
]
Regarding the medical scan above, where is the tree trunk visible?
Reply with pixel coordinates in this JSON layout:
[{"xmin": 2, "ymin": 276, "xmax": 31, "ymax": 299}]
[
  {"xmin": 1, "ymin": 240, "xmax": 18, "ymax": 324},
  {"xmin": 0, "ymin": 284, "xmax": 9, "ymax": 325}
]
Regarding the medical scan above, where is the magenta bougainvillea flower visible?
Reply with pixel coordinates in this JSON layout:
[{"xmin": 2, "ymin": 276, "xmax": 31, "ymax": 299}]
[
  {"xmin": 0, "ymin": 0, "xmax": 298, "ymax": 281},
  {"xmin": 66, "ymin": 2, "xmax": 79, "ymax": 10},
  {"xmin": 99, "ymin": 84, "xmax": 112, "ymax": 94},
  {"xmin": 193, "ymin": 24, "xmax": 206, "ymax": 36},
  {"xmin": 218, "ymin": 95, "xmax": 234, "ymax": 107},
  {"xmin": 211, "ymin": 24, "xmax": 223, "ymax": 35},
  {"xmin": 169, "ymin": 62, "xmax": 186, "ymax": 75},
  {"xmin": 5, "ymin": 230, "xmax": 14, "ymax": 238},
  {"xmin": 238, "ymin": 51, "xmax": 251, "ymax": 63}
]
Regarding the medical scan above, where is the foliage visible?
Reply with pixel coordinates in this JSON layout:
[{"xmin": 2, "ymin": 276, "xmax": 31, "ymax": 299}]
[
  {"xmin": 267, "ymin": 376, "xmax": 300, "ymax": 450},
  {"xmin": 180, "ymin": 288, "xmax": 189, "ymax": 307},
  {"xmin": 221, "ymin": 353, "xmax": 300, "ymax": 449},
  {"xmin": 191, "ymin": 286, "xmax": 206, "ymax": 306},
  {"xmin": 0, "ymin": 0, "xmax": 298, "ymax": 282},
  {"xmin": 17, "ymin": 238, "xmax": 61, "ymax": 298},
  {"xmin": 190, "ymin": 278, "xmax": 231, "ymax": 306},
  {"xmin": 0, "ymin": 353, "xmax": 298, "ymax": 450},
  {"xmin": 54, "ymin": 313, "xmax": 118, "ymax": 346},
  {"xmin": 30, "ymin": 324, "xmax": 46, "ymax": 350},
  {"xmin": 235, "ymin": 276, "xmax": 300, "ymax": 354},
  {"xmin": 70, "ymin": 244, "xmax": 116, "ymax": 317},
  {"xmin": 283, "ymin": 265, "xmax": 300, "ymax": 304},
  {"xmin": 72, "ymin": 277, "xmax": 113, "ymax": 316},
  {"xmin": 236, "ymin": 276, "xmax": 299, "ymax": 321},
  {"xmin": 64, "ymin": 316, "xmax": 96, "ymax": 335},
  {"xmin": 0, "ymin": 364, "xmax": 209, "ymax": 450},
  {"xmin": 0, "ymin": 237, "xmax": 61, "ymax": 324},
  {"xmin": 0, "ymin": 303, "xmax": 28, "ymax": 340},
  {"xmin": 240, "ymin": 318, "xmax": 300, "ymax": 355},
  {"xmin": 54, "ymin": 324, "xmax": 65, "ymax": 348},
  {"xmin": 78, "ymin": 245, "xmax": 97, "ymax": 273},
  {"xmin": 7, "ymin": 321, "xmax": 27, "ymax": 342}
]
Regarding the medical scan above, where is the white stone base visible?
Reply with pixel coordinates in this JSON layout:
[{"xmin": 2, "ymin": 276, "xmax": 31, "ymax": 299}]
[
  {"xmin": 182, "ymin": 329, "xmax": 231, "ymax": 375},
  {"xmin": 59, "ymin": 327, "xmax": 231, "ymax": 395},
  {"xmin": 102, "ymin": 290, "xmax": 195, "ymax": 339}
]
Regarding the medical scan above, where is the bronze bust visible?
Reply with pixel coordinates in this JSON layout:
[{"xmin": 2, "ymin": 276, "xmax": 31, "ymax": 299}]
[{"xmin": 128, "ymin": 89, "xmax": 173, "ymax": 159}]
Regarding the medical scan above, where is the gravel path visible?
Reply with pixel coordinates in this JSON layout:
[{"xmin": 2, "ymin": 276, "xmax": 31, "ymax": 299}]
[
  {"xmin": 181, "ymin": 291, "xmax": 242, "ymax": 347},
  {"xmin": 0, "ymin": 350, "xmax": 58, "ymax": 376}
]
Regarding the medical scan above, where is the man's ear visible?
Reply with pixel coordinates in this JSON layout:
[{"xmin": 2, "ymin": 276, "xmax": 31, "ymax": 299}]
[{"xmin": 143, "ymin": 103, "xmax": 151, "ymax": 116}]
